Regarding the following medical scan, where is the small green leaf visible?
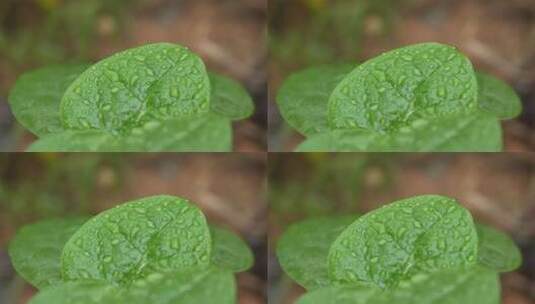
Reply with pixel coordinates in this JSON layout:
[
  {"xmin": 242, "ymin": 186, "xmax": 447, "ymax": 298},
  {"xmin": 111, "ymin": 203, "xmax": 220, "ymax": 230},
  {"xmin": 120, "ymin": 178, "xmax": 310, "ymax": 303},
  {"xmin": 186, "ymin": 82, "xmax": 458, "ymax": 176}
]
[
  {"xmin": 297, "ymin": 267, "xmax": 499, "ymax": 304},
  {"xmin": 277, "ymin": 215, "xmax": 358, "ymax": 290},
  {"xmin": 28, "ymin": 115, "xmax": 232, "ymax": 152},
  {"xmin": 477, "ymin": 223, "xmax": 522, "ymax": 272},
  {"xmin": 297, "ymin": 114, "xmax": 501, "ymax": 152},
  {"xmin": 277, "ymin": 63, "xmax": 356, "ymax": 136},
  {"xmin": 8, "ymin": 64, "xmax": 90, "ymax": 137},
  {"xmin": 209, "ymin": 72, "xmax": 254, "ymax": 120},
  {"xmin": 60, "ymin": 43, "xmax": 211, "ymax": 135},
  {"xmin": 125, "ymin": 268, "xmax": 236, "ymax": 304},
  {"xmin": 328, "ymin": 195, "xmax": 478, "ymax": 288},
  {"xmin": 328, "ymin": 43, "xmax": 478, "ymax": 133},
  {"xmin": 27, "ymin": 130, "xmax": 120, "ymax": 152},
  {"xmin": 30, "ymin": 269, "xmax": 235, "ymax": 304},
  {"xmin": 61, "ymin": 195, "xmax": 212, "ymax": 285},
  {"xmin": 210, "ymin": 226, "xmax": 254, "ymax": 272},
  {"xmin": 28, "ymin": 281, "xmax": 124, "ymax": 304},
  {"xmin": 296, "ymin": 285, "xmax": 378, "ymax": 304},
  {"xmin": 8, "ymin": 217, "xmax": 88, "ymax": 289},
  {"xmin": 477, "ymin": 72, "xmax": 522, "ymax": 119},
  {"xmin": 121, "ymin": 115, "xmax": 232, "ymax": 152}
]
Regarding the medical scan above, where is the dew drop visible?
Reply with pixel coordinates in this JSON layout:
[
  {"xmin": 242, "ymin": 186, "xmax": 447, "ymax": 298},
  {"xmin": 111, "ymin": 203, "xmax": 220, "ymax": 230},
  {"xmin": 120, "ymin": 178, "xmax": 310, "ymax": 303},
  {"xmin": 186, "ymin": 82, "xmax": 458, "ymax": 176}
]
[{"xmin": 106, "ymin": 70, "xmax": 120, "ymax": 82}]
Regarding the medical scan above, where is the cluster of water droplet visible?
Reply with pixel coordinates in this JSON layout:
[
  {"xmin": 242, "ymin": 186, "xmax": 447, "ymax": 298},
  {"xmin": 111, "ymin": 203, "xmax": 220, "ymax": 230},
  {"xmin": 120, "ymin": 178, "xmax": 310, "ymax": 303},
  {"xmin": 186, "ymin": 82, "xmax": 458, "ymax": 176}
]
[{"xmin": 327, "ymin": 43, "xmax": 479, "ymax": 134}]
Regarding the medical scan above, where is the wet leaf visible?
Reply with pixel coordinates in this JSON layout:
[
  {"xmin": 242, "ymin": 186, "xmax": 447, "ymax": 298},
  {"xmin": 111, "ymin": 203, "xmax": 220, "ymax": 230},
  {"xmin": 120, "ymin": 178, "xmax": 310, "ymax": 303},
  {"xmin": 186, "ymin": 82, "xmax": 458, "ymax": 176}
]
[
  {"xmin": 28, "ymin": 115, "xmax": 232, "ymax": 152},
  {"xmin": 277, "ymin": 63, "xmax": 356, "ymax": 136},
  {"xmin": 61, "ymin": 195, "xmax": 212, "ymax": 285},
  {"xmin": 328, "ymin": 43, "xmax": 478, "ymax": 132},
  {"xmin": 8, "ymin": 64, "xmax": 90, "ymax": 137},
  {"xmin": 328, "ymin": 195, "xmax": 478, "ymax": 288},
  {"xmin": 27, "ymin": 130, "xmax": 121, "ymax": 152},
  {"xmin": 125, "ymin": 268, "xmax": 235, "ymax": 304},
  {"xmin": 120, "ymin": 115, "xmax": 232, "ymax": 152},
  {"xmin": 29, "ymin": 269, "xmax": 235, "ymax": 304},
  {"xmin": 297, "ymin": 114, "xmax": 501, "ymax": 152},
  {"xmin": 277, "ymin": 215, "xmax": 358, "ymax": 289},
  {"xmin": 60, "ymin": 43, "xmax": 210, "ymax": 135},
  {"xmin": 28, "ymin": 281, "xmax": 124, "ymax": 304},
  {"xmin": 297, "ymin": 267, "xmax": 499, "ymax": 304},
  {"xmin": 8, "ymin": 217, "xmax": 88, "ymax": 289}
]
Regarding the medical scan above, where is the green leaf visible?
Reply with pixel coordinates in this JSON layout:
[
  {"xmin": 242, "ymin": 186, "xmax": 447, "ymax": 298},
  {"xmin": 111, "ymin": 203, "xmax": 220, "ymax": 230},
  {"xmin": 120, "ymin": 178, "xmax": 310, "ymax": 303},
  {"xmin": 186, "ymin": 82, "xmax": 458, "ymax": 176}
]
[
  {"xmin": 27, "ymin": 130, "xmax": 121, "ymax": 152},
  {"xmin": 477, "ymin": 72, "xmax": 522, "ymax": 119},
  {"xmin": 121, "ymin": 115, "xmax": 232, "ymax": 152},
  {"xmin": 328, "ymin": 195, "xmax": 478, "ymax": 288},
  {"xmin": 8, "ymin": 217, "xmax": 88, "ymax": 289},
  {"xmin": 8, "ymin": 64, "xmax": 90, "ymax": 137},
  {"xmin": 30, "ymin": 269, "xmax": 235, "ymax": 304},
  {"xmin": 296, "ymin": 285, "xmax": 378, "ymax": 304},
  {"xmin": 28, "ymin": 115, "xmax": 232, "ymax": 152},
  {"xmin": 210, "ymin": 226, "xmax": 254, "ymax": 272},
  {"xmin": 209, "ymin": 72, "xmax": 254, "ymax": 120},
  {"xmin": 125, "ymin": 268, "xmax": 236, "ymax": 304},
  {"xmin": 277, "ymin": 63, "xmax": 356, "ymax": 136},
  {"xmin": 28, "ymin": 281, "xmax": 124, "ymax": 304},
  {"xmin": 60, "ymin": 43, "xmax": 211, "ymax": 135},
  {"xmin": 61, "ymin": 195, "xmax": 212, "ymax": 285},
  {"xmin": 477, "ymin": 223, "xmax": 522, "ymax": 272},
  {"xmin": 277, "ymin": 215, "xmax": 358, "ymax": 290},
  {"xmin": 297, "ymin": 267, "xmax": 499, "ymax": 304},
  {"xmin": 381, "ymin": 267, "xmax": 500, "ymax": 303},
  {"xmin": 328, "ymin": 43, "xmax": 478, "ymax": 133},
  {"xmin": 297, "ymin": 114, "xmax": 501, "ymax": 152}
]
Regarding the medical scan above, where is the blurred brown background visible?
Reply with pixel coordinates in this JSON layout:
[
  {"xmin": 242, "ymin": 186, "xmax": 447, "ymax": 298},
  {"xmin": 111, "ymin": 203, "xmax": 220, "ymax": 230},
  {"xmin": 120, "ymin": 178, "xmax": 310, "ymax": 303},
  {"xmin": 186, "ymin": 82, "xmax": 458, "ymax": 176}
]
[
  {"xmin": 269, "ymin": 0, "xmax": 535, "ymax": 151},
  {"xmin": 269, "ymin": 153, "xmax": 535, "ymax": 304},
  {"xmin": 0, "ymin": 153, "xmax": 267, "ymax": 304},
  {"xmin": 0, "ymin": 0, "xmax": 266, "ymax": 151}
]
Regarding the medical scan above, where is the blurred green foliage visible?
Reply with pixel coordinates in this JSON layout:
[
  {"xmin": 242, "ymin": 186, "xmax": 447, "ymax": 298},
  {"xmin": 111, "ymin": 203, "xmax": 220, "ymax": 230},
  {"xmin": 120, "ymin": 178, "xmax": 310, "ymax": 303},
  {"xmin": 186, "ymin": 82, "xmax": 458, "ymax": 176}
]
[
  {"xmin": 269, "ymin": 153, "xmax": 396, "ymax": 225},
  {"xmin": 269, "ymin": 0, "xmax": 404, "ymax": 73},
  {"xmin": 0, "ymin": 0, "xmax": 144, "ymax": 72},
  {"xmin": 0, "ymin": 154, "xmax": 125, "ymax": 229}
]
